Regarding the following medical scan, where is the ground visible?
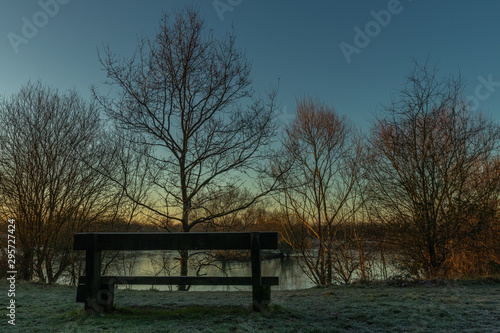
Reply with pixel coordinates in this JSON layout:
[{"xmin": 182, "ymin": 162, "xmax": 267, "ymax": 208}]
[{"xmin": 1, "ymin": 279, "xmax": 499, "ymax": 332}]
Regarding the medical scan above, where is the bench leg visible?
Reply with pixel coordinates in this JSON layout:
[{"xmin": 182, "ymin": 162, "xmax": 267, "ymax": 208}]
[
  {"xmin": 84, "ymin": 234, "xmax": 106, "ymax": 314},
  {"xmin": 83, "ymin": 283, "xmax": 115, "ymax": 313},
  {"xmin": 253, "ymin": 285, "xmax": 271, "ymax": 311},
  {"xmin": 251, "ymin": 232, "xmax": 272, "ymax": 311},
  {"xmin": 100, "ymin": 283, "xmax": 115, "ymax": 313},
  {"xmin": 262, "ymin": 285, "xmax": 271, "ymax": 305}
]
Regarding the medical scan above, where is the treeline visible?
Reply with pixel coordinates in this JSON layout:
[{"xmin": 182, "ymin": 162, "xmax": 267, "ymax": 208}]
[{"xmin": 0, "ymin": 7, "xmax": 499, "ymax": 286}]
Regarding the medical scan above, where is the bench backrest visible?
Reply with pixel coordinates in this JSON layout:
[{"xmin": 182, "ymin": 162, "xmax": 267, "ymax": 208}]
[{"xmin": 74, "ymin": 232, "xmax": 278, "ymax": 251}]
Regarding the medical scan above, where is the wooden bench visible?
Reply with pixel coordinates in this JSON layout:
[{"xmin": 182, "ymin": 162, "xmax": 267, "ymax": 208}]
[{"xmin": 74, "ymin": 232, "xmax": 279, "ymax": 313}]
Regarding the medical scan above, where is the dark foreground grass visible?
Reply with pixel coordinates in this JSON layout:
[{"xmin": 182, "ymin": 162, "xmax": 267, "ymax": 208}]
[{"xmin": 1, "ymin": 278, "xmax": 499, "ymax": 332}]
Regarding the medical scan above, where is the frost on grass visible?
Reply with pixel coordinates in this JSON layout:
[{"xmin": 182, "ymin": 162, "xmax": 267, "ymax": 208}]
[{"xmin": 4, "ymin": 279, "xmax": 500, "ymax": 333}]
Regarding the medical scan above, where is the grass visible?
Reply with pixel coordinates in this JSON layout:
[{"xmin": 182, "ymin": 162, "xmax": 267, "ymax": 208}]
[{"xmin": 1, "ymin": 278, "xmax": 499, "ymax": 332}]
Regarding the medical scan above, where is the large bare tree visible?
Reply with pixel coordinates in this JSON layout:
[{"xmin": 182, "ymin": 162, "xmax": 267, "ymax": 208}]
[
  {"xmin": 271, "ymin": 97, "xmax": 367, "ymax": 285},
  {"xmin": 0, "ymin": 81, "xmax": 118, "ymax": 282},
  {"xmin": 93, "ymin": 7, "xmax": 278, "ymax": 288},
  {"xmin": 368, "ymin": 62, "xmax": 500, "ymax": 278}
]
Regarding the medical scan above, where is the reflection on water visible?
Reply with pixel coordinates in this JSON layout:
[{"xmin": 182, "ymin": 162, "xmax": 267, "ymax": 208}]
[{"xmin": 111, "ymin": 251, "xmax": 315, "ymax": 291}]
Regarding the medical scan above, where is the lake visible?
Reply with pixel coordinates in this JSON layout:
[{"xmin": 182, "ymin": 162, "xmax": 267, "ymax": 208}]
[
  {"xmin": 105, "ymin": 251, "xmax": 315, "ymax": 291},
  {"xmin": 101, "ymin": 250, "xmax": 397, "ymax": 291}
]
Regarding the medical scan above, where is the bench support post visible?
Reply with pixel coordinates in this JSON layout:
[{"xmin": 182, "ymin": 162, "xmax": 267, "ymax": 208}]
[
  {"xmin": 83, "ymin": 233, "xmax": 113, "ymax": 313},
  {"xmin": 251, "ymin": 232, "xmax": 269, "ymax": 311}
]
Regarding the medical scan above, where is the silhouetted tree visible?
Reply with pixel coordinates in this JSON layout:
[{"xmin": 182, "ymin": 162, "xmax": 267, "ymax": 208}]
[
  {"xmin": 93, "ymin": 7, "xmax": 278, "ymax": 289},
  {"xmin": 0, "ymin": 82, "xmax": 119, "ymax": 282},
  {"xmin": 271, "ymin": 97, "xmax": 368, "ymax": 285},
  {"xmin": 368, "ymin": 62, "xmax": 500, "ymax": 278}
]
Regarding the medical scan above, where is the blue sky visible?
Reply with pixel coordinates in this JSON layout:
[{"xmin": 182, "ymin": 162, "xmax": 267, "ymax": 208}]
[{"xmin": 1, "ymin": 0, "xmax": 499, "ymax": 131}]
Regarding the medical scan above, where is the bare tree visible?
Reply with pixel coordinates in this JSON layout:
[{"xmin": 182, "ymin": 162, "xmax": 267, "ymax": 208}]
[
  {"xmin": 368, "ymin": 62, "xmax": 500, "ymax": 278},
  {"xmin": 271, "ymin": 97, "xmax": 367, "ymax": 285},
  {"xmin": 0, "ymin": 81, "xmax": 118, "ymax": 282},
  {"xmin": 197, "ymin": 187, "xmax": 269, "ymax": 232},
  {"xmin": 93, "ymin": 7, "xmax": 278, "ymax": 289}
]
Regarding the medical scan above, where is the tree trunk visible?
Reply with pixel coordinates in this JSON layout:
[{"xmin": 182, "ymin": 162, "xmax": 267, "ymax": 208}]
[
  {"xmin": 178, "ymin": 249, "xmax": 189, "ymax": 291},
  {"xmin": 19, "ymin": 250, "xmax": 34, "ymax": 281},
  {"xmin": 46, "ymin": 260, "xmax": 54, "ymax": 284},
  {"xmin": 178, "ymin": 205, "xmax": 190, "ymax": 291}
]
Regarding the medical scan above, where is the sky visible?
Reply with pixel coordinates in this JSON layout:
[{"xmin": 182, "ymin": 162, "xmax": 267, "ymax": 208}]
[{"xmin": 1, "ymin": 0, "xmax": 500, "ymax": 132}]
